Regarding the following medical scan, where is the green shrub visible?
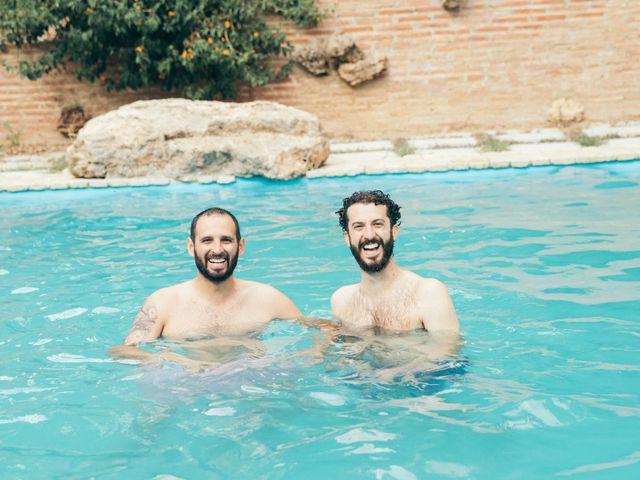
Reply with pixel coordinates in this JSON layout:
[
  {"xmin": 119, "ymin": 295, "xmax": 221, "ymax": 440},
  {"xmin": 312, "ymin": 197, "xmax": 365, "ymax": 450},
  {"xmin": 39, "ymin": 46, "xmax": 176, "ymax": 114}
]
[
  {"xmin": 392, "ymin": 138, "xmax": 415, "ymax": 157},
  {"xmin": 569, "ymin": 132, "xmax": 605, "ymax": 147},
  {"xmin": 0, "ymin": 0, "xmax": 320, "ymax": 99},
  {"xmin": 48, "ymin": 155, "xmax": 69, "ymax": 172},
  {"xmin": 475, "ymin": 133, "xmax": 510, "ymax": 152}
]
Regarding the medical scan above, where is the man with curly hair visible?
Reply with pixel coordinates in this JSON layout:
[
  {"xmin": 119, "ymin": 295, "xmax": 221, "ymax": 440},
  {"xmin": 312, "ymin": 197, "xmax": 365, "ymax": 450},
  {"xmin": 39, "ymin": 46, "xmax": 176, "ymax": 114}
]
[{"xmin": 332, "ymin": 190, "xmax": 459, "ymax": 334}]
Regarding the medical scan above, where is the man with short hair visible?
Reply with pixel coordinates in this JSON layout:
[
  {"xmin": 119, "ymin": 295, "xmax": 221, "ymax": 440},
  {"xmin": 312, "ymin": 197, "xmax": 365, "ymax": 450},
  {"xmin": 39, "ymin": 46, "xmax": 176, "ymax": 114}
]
[
  {"xmin": 122, "ymin": 207, "xmax": 302, "ymax": 345},
  {"xmin": 331, "ymin": 190, "xmax": 459, "ymax": 334}
]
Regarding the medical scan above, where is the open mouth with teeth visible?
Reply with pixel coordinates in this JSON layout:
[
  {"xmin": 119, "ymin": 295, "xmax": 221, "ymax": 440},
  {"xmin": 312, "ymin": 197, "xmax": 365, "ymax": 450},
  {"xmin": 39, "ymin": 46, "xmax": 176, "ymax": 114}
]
[
  {"xmin": 207, "ymin": 255, "xmax": 228, "ymax": 269},
  {"xmin": 360, "ymin": 241, "xmax": 382, "ymax": 257},
  {"xmin": 349, "ymin": 233, "xmax": 394, "ymax": 273},
  {"xmin": 195, "ymin": 248, "xmax": 238, "ymax": 283}
]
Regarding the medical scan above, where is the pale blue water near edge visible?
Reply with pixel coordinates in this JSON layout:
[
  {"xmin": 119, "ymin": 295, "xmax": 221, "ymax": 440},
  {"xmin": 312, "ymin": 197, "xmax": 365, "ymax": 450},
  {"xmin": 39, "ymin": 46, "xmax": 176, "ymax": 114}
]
[{"xmin": 1, "ymin": 162, "xmax": 639, "ymax": 479}]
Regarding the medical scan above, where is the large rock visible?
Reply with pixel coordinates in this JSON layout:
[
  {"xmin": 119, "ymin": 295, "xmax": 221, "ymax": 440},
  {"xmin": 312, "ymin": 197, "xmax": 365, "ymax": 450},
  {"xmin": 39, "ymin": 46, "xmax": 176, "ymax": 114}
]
[
  {"xmin": 68, "ymin": 99, "xmax": 330, "ymax": 180},
  {"xmin": 337, "ymin": 53, "xmax": 387, "ymax": 87},
  {"xmin": 294, "ymin": 47, "xmax": 330, "ymax": 76},
  {"xmin": 295, "ymin": 35, "xmax": 364, "ymax": 76},
  {"xmin": 323, "ymin": 35, "xmax": 364, "ymax": 65},
  {"xmin": 294, "ymin": 34, "xmax": 386, "ymax": 87}
]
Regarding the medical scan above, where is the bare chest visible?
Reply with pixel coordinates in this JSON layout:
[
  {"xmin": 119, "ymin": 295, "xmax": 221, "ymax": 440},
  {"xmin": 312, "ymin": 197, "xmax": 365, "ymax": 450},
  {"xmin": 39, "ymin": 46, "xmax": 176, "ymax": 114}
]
[
  {"xmin": 161, "ymin": 299, "xmax": 271, "ymax": 339},
  {"xmin": 341, "ymin": 289, "xmax": 424, "ymax": 332}
]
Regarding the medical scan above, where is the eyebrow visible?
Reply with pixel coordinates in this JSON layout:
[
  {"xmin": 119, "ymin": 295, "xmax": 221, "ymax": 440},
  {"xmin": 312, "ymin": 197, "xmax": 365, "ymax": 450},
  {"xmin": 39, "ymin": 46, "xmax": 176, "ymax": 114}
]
[
  {"xmin": 350, "ymin": 218, "xmax": 387, "ymax": 226},
  {"xmin": 198, "ymin": 234, "xmax": 235, "ymax": 241}
]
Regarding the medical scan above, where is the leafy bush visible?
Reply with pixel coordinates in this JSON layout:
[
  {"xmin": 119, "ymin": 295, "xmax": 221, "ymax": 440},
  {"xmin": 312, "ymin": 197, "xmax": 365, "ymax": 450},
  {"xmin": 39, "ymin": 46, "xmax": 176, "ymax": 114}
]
[
  {"xmin": 392, "ymin": 138, "xmax": 415, "ymax": 157},
  {"xmin": 475, "ymin": 133, "xmax": 510, "ymax": 152},
  {"xmin": 0, "ymin": 0, "xmax": 320, "ymax": 99},
  {"xmin": 567, "ymin": 130, "xmax": 605, "ymax": 148}
]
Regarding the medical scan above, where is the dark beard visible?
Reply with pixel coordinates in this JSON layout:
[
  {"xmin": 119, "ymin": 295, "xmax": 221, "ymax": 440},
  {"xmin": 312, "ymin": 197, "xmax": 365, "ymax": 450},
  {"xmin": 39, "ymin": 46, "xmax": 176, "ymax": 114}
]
[
  {"xmin": 349, "ymin": 234, "xmax": 395, "ymax": 273},
  {"xmin": 194, "ymin": 250, "xmax": 239, "ymax": 283}
]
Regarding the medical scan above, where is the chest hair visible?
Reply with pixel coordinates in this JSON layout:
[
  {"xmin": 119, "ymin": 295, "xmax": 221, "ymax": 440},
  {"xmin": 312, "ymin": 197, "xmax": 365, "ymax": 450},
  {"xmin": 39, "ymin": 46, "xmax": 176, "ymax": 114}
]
[{"xmin": 349, "ymin": 284, "xmax": 422, "ymax": 330}]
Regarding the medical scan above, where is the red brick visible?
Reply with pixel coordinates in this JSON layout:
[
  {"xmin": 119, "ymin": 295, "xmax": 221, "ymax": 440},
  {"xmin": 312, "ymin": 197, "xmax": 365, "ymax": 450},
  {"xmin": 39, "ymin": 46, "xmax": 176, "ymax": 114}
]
[
  {"xmin": 575, "ymin": 12, "xmax": 605, "ymax": 18},
  {"xmin": 0, "ymin": 0, "xmax": 638, "ymax": 146},
  {"xmin": 533, "ymin": 14, "xmax": 567, "ymax": 21}
]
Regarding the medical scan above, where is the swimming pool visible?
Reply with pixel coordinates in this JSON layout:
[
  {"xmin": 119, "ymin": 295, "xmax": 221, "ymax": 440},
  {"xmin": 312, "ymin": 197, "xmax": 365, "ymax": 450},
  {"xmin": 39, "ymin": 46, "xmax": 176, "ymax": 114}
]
[{"xmin": 2, "ymin": 162, "xmax": 639, "ymax": 479}]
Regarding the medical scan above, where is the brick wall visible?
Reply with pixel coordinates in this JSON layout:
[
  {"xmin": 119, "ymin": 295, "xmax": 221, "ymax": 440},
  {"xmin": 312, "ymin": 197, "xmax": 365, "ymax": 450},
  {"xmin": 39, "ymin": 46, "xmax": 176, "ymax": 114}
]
[
  {"xmin": 1, "ymin": 0, "xmax": 639, "ymax": 150},
  {"xmin": 0, "ymin": 48, "xmax": 166, "ymax": 151}
]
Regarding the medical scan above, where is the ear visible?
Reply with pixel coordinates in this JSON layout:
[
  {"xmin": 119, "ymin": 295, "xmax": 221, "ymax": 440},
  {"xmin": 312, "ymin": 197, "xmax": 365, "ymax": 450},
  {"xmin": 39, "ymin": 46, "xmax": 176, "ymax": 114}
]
[
  {"xmin": 392, "ymin": 224, "xmax": 399, "ymax": 240},
  {"xmin": 187, "ymin": 237, "xmax": 195, "ymax": 257},
  {"xmin": 343, "ymin": 230, "xmax": 350, "ymax": 246},
  {"xmin": 238, "ymin": 238, "xmax": 246, "ymax": 256}
]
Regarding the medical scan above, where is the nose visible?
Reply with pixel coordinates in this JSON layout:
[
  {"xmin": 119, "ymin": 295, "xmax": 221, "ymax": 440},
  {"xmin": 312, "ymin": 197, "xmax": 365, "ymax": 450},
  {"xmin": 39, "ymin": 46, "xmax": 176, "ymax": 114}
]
[
  {"xmin": 363, "ymin": 224, "xmax": 376, "ymax": 238},
  {"xmin": 210, "ymin": 240, "xmax": 224, "ymax": 253}
]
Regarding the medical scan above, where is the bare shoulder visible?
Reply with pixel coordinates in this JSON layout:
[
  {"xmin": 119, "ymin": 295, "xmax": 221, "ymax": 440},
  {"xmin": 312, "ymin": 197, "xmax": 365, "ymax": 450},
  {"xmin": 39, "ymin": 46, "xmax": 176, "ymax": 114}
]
[
  {"xmin": 416, "ymin": 276, "xmax": 460, "ymax": 333},
  {"xmin": 419, "ymin": 277, "xmax": 451, "ymax": 296},
  {"xmin": 153, "ymin": 282, "xmax": 183, "ymax": 300},
  {"xmin": 238, "ymin": 279, "xmax": 280, "ymax": 299},
  {"xmin": 122, "ymin": 281, "xmax": 190, "ymax": 345},
  {"xmin": 239, "ymin": 280, "xmax": 302, "ymax": 319},
  {"xmin": 330, "ymin": 283, "xmax": 358, "ymax": 318},
  {"xmin": 147, "ymin": 281, "xmax": 191, "ymax": 311}
]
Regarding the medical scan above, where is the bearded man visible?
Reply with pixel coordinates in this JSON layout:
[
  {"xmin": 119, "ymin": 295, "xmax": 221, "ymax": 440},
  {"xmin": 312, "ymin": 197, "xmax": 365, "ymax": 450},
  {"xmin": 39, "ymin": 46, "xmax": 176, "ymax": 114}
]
[
  {"xmin": 331, "ymin": 191, "xmax": 459, "ymax": 334},
  {"xmin": 121, "ymin": 207, "xmax": 301, "ymax": 345}
]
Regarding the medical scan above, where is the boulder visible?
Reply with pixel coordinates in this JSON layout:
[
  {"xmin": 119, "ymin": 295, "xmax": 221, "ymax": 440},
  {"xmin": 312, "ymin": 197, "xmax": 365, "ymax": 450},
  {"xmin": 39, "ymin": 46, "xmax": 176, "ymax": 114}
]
[
  {"xmin": 294, "ymin": 46, "xmax": 330, "ymax": 76},
  {"xmin": 295, "ymin": 34, "xmax": 386, "ymax": 87},
  {"xmin": 68, "ymin": 99, "xmax": 330, "ymax": 180},
  {"xmin": 338, "ymin": 53, "xmax": 388, "ymax": 86},
  {"xmin": 323, "ymin": 35, "xmax": 364, "ymax": 65},
  {"xmin": 57, "ymin": 104, "xmax": 88, "ymax": 138}
]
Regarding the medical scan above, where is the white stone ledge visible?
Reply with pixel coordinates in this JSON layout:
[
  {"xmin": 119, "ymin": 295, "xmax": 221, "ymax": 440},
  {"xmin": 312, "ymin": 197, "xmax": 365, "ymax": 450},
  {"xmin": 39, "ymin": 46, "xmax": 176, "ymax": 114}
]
[
  {"xmin": 2, "ymin": 129, "xmax": 639, "ymax": 191},
  {"xmin": 492, "ymin": 129, "xmax": 565, "ymax": 143},
  {"xmin": 330, "ymin": 140, "xmax": 394, "ymax": 153},
  {"xmin": 583, "ymin": 122, "xmax": 640, "ymax": 138},
  {"xmin": 409, "ymin": 135, "xmax": 477, "ymax": 149}
]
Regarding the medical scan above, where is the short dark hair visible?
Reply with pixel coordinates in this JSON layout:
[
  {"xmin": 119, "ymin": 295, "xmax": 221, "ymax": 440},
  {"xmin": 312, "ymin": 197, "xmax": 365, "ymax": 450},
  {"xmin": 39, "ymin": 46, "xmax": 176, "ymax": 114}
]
[
  {"xmin": 190, "ymin": 207, "xmax": 241, "ymax": 241},
  {"xmin": 336, "ymin": 190, "xmax": 401, "ymax": 231}
]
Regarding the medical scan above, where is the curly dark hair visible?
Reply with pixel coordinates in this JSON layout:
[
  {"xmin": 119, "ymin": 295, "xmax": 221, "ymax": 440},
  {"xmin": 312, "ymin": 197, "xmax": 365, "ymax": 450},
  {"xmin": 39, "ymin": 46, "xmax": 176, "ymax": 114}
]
[{"xmin": 336, "ymin": 190, "xmax": 402, "ymax": 231}]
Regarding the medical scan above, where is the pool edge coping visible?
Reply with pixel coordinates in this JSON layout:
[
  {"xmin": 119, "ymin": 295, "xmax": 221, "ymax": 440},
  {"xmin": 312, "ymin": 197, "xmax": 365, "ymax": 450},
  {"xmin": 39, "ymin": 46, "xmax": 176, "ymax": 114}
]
[{"xmin": 2, "ymin": 127, "xmax": 640, "ymax": 192}]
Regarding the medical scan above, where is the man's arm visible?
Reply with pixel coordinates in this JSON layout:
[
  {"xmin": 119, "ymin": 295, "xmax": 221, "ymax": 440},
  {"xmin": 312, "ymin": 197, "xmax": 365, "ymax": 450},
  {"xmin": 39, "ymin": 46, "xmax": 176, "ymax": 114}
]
[
  {"xmin": 270, "ymin": 288, "xmax": 339, "ymax": 357},
  {"xmin": 330, "ymin": 286, "xmax": 350, "ymax": 323},
  {"xmin": 420, "ymin": 279, "xmax": 460, "ymax": 333},
  {"xmin": 269, "ymin": 287, "xmax": 303, "ymax": 320},
  {"xmin": 123, "ymin": 294, "xmax": 165, "ymax": 345},
  {"xmin": 374, "ymin": 279, "xmax": 461, "ymax": 366},
  {"xmin": 110, "ymin": 291, "xmax": 213, "ymax": 370},
  {"xmin": 109, "ymin": 344, "xmax": 217, "ymax": 370},
  {"xmin": 108, "ymin": 294, "xmax": 164, "ymax": 364}
]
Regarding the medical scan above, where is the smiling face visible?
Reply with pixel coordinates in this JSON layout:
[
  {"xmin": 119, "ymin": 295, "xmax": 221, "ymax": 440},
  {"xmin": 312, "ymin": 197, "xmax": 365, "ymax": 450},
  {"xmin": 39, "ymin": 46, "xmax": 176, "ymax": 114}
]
[
  {"xmin": 188, "ymin": 213, "xmax": 245, "ymax": 283},
  {"xmin": 344, "ymin": 202, "xmax": 398, "ymax": 273}
]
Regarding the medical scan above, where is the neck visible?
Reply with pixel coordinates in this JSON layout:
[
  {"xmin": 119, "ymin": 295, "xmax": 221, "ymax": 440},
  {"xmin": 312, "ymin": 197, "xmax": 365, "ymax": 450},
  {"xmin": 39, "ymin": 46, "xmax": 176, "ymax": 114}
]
[
  {"xmin": 360, "ymin": 258, "xmax": 401, "ymax": 293},
  {"xmin": 194, "ymin": 273, "xmax": 238, "ymax": 302}
]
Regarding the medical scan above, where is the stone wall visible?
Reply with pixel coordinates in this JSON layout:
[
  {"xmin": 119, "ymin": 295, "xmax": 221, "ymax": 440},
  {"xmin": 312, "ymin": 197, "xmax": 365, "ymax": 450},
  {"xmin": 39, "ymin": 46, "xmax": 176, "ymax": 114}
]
[{"xmin": 1, "ymin": 0, "xmax": 639, "ymax": 149}]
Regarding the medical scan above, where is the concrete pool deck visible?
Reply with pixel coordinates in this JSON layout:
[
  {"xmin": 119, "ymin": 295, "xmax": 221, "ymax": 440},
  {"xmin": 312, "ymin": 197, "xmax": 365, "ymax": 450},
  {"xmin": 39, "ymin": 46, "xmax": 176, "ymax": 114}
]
[{"xmin": 1, "ymin": 123, "xmax": 640, "ymax": 192}]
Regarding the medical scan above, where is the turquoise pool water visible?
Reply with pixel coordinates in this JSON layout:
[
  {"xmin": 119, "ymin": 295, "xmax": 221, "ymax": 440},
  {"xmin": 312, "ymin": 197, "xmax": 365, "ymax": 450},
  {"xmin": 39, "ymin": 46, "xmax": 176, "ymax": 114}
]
[{"xmin": 2, "ymin": 162, "xmax": 639, "ymax": 479}]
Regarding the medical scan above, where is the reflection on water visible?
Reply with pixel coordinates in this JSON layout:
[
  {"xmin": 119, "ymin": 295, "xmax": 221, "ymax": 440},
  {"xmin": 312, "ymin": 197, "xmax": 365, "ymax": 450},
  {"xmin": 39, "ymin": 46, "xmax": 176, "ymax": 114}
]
[
  {"xmin": 130, "ymin": 324, "xmax": 469, "ymax": 406},
  {"xmin": 328, "ymin": 328, "xmax": 466, "ymax": 384},
  {"xmin": 179, "ymin": 336, "xmax": 268, "ymax": 363}
]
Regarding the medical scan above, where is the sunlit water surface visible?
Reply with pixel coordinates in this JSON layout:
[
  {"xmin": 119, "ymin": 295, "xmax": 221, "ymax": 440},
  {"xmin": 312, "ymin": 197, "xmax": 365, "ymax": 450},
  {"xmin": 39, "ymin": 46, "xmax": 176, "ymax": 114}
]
[{"xmin": 2, "ymin": 162, "xmax": 639, "ymax": 479}]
